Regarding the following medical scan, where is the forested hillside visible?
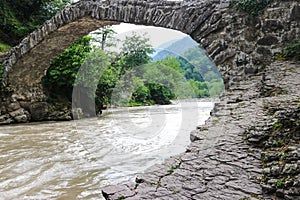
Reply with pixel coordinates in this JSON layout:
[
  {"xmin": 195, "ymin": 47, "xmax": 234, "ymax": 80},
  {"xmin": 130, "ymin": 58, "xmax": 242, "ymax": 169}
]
[
  {"xmin": 152, "ymin": 36, "xmax": 198, "ymax": 62},
  {"xmin": 153, "ymin": 36, "xmax": 224, "ymax": 97}
]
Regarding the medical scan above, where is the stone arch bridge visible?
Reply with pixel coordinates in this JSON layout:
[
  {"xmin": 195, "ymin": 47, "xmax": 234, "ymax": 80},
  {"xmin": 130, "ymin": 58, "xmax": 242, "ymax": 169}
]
[{"xmin": 0, "ymin": 0, "xmax": 299, "ymax": 123}]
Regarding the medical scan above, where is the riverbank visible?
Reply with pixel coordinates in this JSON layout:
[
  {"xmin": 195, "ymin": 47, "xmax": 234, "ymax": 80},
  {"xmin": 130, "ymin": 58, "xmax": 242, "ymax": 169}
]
[{"xmin": 102, "ymin": 60, "xmax": 300, "ymax": 200}]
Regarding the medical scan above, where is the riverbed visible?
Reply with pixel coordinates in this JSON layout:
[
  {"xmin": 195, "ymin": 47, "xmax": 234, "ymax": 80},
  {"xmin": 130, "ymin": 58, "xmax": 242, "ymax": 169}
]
[{"xmin": 0, "ymin": 99, "xmax": 215, "ymax": 200}]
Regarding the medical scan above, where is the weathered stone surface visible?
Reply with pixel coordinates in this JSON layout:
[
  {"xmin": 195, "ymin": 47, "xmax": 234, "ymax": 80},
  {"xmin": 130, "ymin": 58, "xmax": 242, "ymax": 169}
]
[
  {"xmin": 257, "ymin": 35, "xmax": 279, "ymax": 46},
  {"xmin": 291, "ymin": 4, "xmax": 300, "ymax": 20},
  {"xmin": 263, "ymin": 19, "xmax": 284, "ymax": 32},
  {"xmin": 102, "ymin": 185, "xmax": 135, "ymax": 199},
  {"xmin": 9, "ymin": 108, "xmax": 26, "ymax": 118},
  {"xmin": 0, "ymin": 114, "xmax": 13, "ymax": 124},
  {"xmin": 14, "ymin": 114, "xmax": 28, "ymax": 123},
  {"xmin": 283, "ymin": 164, "xmax": 298, "ymax": 174},
  {"xmin": 6, "ymin": 108, "xmax": 30, "ymax": 123},
  {"xmin": 257, "ymin": 46, "xmax": 272, "ymax": 56}
]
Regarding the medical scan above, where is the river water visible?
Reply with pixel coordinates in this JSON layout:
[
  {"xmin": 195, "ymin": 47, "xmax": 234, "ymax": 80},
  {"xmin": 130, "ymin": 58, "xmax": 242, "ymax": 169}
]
[{"xmin": 0, "ymin": 99, "xmax": 215, "ymax": 200}]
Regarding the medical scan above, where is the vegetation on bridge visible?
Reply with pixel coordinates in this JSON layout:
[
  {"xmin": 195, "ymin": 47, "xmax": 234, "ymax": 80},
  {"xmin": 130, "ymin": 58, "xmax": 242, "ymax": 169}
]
[
  {"xmin": 282, "ymin": 39, "xmax": 300, "ymax": 61},
  {"xmin": 233, "ymin": 0, "xmax": 270, "ymax": 15}
]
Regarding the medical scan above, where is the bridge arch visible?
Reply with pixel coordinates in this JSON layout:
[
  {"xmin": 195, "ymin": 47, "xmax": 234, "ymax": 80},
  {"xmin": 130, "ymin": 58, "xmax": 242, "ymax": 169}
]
[
  {"xmin": 0, "ymin": 0, "xmax": 299, "ymax": 122},
  {"xmin": 0, "ymin": 0, "xmax": 234, "ymax": 99}
]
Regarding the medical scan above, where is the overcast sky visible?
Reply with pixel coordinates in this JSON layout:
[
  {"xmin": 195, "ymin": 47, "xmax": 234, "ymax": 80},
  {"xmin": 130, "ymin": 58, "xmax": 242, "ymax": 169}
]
[{"xmin": 111, "ymin": 23, "xmax": 186, "ymax": 48}]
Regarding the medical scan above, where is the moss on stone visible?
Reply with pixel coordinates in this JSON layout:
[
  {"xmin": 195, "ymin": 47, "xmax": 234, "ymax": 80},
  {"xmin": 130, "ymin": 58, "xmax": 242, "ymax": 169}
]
[
  {"xmin": 233, "ymin": 0, "xmax": 270, "ymax": 16},
  {"xmin": 0, "ymin": 42, "xmax": 11, "ymax": 54}
]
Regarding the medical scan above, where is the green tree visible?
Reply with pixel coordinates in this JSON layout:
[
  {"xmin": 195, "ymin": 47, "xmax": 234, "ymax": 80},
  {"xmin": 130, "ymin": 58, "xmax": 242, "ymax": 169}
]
[
  {"xmin": 190, "ymin": 79, "xmax": 209, "ymax": 97},
  {"xmin": 0, "ymin": 0, "xmax": 70, "ymax": 46},
  {"xmin": 204, "ymin": 71, "xmax": 220, "ymax": 82},
  {"xmin": 42, "ymin": 35, "xmax": 92, "ymax": 102},
  {"xmin": 134, "ymin": 61, "xmax": 194, "ymax": 104},
  {"xmin": 91, "ymin": 25, "xmax": 117, "ymax": 51},
  {"xmin": 43, "ymin": 35, "xmax": 117, "ymax": 114},
  {"xmin": 205, "ymin": 80, "xmax": 224, "ymax": 97},
  {"xmin": 73, "ymin": 49, "xmax": 111, "ymax": 115},
  {"xmin": 156, "ymin": 55, "xmax": 183, "ymax": 73},
  {"xmin": 177, "ymin": 56, "xmax": 205, "ymax": 81},
  {"xmin": 95, "ymin": 62, "xmax": 120, "ymax": 109},
  {"xmin": 147, "ymin": 83, "xmax": 175, "ymax": 105},
  {"xmin": 142, "ymin": 63, "xmax": 183, "ymax": 91},
  {"xmin": 131, "ymin": 85, "xmax": 151, "ymax": 104},
  {"xmin": 75, "ymin": 49, "xmax": 110, "ymax": 91},
  {"xmin": 110, "ymin": 33, "xmax": 181, "ymax": 106},
  {"xmin": 177, "ymin": 47, "xmax": 224, "ymax": 97},
  {"xmin": 119, "ymin": 32, "xmax": 154, "ymax": 74}
]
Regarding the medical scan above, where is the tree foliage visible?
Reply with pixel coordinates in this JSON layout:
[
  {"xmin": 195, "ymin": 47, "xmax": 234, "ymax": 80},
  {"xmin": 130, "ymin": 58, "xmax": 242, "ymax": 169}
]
[
  {"xmin": 91, "ymin": 26, "xmax": 117, "ymax": 51},
  {"xmin": 119, "ymin": 32, "xmax": 154, "ymax": 73},
  {"xmin": 0, "ymin": 0, "xmax": 70, "ymax": 46},
  {"xmin": 95, "ymin": 59, "xmax": 120, "ymax": 108},
  {"xmin": 175, "ymin": 47, "xmax": 224, "ymax": 98},
  {"xmin": 42, "ymin": 35, "xmax": 92, "ymax": 102},
  {"xmin": 147, "ymin": 83, "xmax": 175, "ymax": 105},
  {"xmin": 131, "ymin": 85, "xmax": 151, "ymax": 104}
]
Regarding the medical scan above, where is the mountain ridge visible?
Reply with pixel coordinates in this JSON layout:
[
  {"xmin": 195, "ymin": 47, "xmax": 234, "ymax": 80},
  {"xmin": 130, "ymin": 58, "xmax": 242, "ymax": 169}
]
[{"xmin": 152, "ymin": 36, "xmax": 198, "ymax": 61}]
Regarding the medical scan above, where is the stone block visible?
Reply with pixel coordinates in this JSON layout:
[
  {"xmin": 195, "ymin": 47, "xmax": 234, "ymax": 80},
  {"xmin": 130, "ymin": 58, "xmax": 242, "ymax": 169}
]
[
  {"xmin": 14, "ymin": 114, "xmax": 28, "ymax": 123},
  {"xmin": 9, "ymin": 108, "xmax": 25, "ymax": 118},
  {"xmin": 257, "ymin": 35, "xmax": 278, "ymax": 46},
  {"xmin": 7, "ymin": 102, "xmax": 20, "ymax": 112},
  {"xmin": 263, "ymin": 19, "xmax": 284, "ymax": 32}
]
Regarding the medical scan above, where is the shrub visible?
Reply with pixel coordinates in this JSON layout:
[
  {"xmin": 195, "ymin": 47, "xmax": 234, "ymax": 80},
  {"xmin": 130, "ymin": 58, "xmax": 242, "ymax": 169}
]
[
  {"xmin": 132, "ymin": 85, "xmax": 151, "ymax": 104},
  {"xmin": 275, "ymin": 179, "xmax": 285, "ymax": 188},
  {"xmin": 147, "ymin": 83, "xmax": 176, "ymax": 105},
  {"xmin": 234, "ymin": 0, "xmax": 270, "ymax": 15},
  {"xmin": 282, "ymin": 39, "xmax": 300, "ymax": 61}
]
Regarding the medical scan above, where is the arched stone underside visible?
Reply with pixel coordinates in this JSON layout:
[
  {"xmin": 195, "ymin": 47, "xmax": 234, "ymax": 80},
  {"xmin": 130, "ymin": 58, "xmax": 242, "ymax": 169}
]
[{"xmin": 6, "ymin": 18, "xmax": 118, "ymax": 101}]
